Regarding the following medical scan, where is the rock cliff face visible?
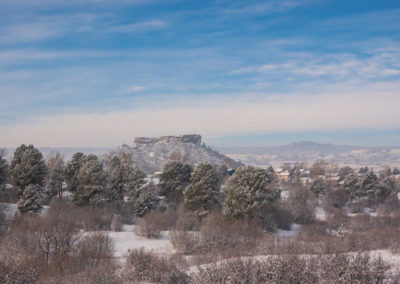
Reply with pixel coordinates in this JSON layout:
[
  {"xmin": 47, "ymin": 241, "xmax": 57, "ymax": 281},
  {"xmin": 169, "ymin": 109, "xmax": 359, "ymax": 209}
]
[{"xmin": 112, "ymin": 134, "xmax": 241, "ymax": 173}]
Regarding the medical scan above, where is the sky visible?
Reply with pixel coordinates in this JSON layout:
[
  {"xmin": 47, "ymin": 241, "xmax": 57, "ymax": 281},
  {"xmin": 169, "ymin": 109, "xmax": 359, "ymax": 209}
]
[{"xmin": 1, "ymin": 0, "xmax": 400, "ymax": 147}]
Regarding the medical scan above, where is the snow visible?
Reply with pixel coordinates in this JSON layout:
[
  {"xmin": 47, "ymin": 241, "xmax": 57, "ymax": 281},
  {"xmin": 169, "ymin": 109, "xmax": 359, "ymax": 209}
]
[
  {"xmin": 105, "ymin": 225, "xmax": 175, "ymax": 261},
  {"xmin": 276, "ymin": 223, "xmax": 302, "ymax": 237},
  {"xmin": 280, "ymin": 190, "xmax": 289, "ymax": 200},
  {"xmin": 315, "ymin": 206, "xmax": 326, "ymax": 221},
  {"xmin": 1, "ymin": 203, "xmax": 50, "ymax": 218},
  {"xmin": 1, "ymin": 203, "xmax": 17, "ymax": 219}
]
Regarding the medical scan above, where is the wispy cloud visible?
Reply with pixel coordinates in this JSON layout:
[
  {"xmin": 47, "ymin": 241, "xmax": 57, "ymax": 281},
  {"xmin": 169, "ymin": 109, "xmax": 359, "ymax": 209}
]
[
  {"xmin": 127, "ymin": 86, "xmax": 147, "ymax": 92},
  {"xmin": 222, "ymin": 0, "xmax": 318, "ymax": 16},
  {"xmin": 232, "ymin": 48, "xmax": 400, "ymax": 81},
  {"xmin": 105, "ymin": 20, "xmax": 168, "ymax": 33}
]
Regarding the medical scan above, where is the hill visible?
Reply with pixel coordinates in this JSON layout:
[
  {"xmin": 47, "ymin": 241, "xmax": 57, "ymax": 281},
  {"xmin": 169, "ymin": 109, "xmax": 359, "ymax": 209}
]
[{"xmin": 218, "ymin": 141, "xmax": 400, "ymax": 169}]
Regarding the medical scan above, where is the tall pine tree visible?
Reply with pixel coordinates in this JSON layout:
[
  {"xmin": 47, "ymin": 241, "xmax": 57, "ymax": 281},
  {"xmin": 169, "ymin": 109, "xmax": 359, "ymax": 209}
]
[
  {"xmin": 74, "ymin": 155, "xmax": 107, "ymax": 206},
  {"xmin": 159, "ymin": 161, "xmax": 192, "ymax": 207},
  {"xmin": 10, "ymin": 144, "xmax": 47, "ymax": 197},
  {"xmin": 183, "ymin": 163, "xmax": 222, "ymax": 215},
  {"xmin": 17, "ymin": 184, "xmax": 43, "ymax": 214},
  {"xmin": 0, "ymin": 149, "xmax": 8, "ymax": 192},
  {"xmin": 223, "ymin": 166, "xmax": 280, "ymax": 220},
  {"xmin": 65, "ymin": 152, "xmax": 85, "ymax": 193}
]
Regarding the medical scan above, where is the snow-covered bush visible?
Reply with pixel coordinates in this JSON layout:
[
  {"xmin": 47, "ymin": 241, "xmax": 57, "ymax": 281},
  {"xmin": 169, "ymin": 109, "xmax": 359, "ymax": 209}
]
[
  {"xmin": 191, "ymin": 253, "xmax": 389, "ymax": 283},
  {"xmin": 122, "ymin": 248, "xmax": 189, "ymax": 283}
]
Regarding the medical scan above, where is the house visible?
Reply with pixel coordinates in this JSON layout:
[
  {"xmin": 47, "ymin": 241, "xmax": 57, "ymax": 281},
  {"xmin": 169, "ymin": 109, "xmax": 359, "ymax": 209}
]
[
  {"xmin": 277, "ymin": 170, "xmax": 290, "ymax": 182},
  {"xmin": 300, "ymin": 177, "xmax": 313, "ymax": 185},
  {"xmin": 326, "ymin": 176, "xmax": 340, "ymax": 186}
]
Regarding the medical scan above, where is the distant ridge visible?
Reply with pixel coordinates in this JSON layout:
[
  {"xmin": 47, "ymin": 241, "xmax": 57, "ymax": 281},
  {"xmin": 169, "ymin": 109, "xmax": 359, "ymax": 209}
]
[
  {"xmin": 218, "ymin": 141, "xmax": 358, "ymax": 155},
  {"xmin": 218, "ymin": 141, "xmax": 400, "ymax": 169}
]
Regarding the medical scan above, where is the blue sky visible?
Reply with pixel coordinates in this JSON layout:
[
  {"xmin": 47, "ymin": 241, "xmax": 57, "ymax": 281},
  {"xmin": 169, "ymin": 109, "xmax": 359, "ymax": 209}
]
[{"xmin": 1, "ymin": 0, "xmax": 400, "ymax": 147}]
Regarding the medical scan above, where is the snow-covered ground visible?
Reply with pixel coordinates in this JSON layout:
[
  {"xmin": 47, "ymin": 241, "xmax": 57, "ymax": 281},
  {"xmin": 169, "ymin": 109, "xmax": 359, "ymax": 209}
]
[
  {"xmin": 277, "ymin": 223, "xmax": 302, "ymax": 237},
  {"xmin": 1, "ymin": 203, "xmax": 49, "ymax": 219},
  {"xmin": 105, "ymin": 225, "xmax": 175, "ymax": 261},
  {"xmin": 315, "ymin": 206, "xmax": 327, "ymax": 221}
]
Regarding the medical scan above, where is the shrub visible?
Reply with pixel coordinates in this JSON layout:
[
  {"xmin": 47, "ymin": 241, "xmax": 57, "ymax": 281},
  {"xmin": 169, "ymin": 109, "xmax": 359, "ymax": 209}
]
[
  {"xmin": 170, "ymin": 230, "xmax": 200, "ymax": 254},
  {"xmin": 191, "ymin": 253, "xmax": 389, "ymax": 283},
  {"xmin": 287, "ymin": 186, "xmax": 316, "ymax": 224},
  {"xmin": 200, "ymin": 212, "xmax": 264, "ymax": 247},
  {"xmin": 135, "ymin": 211, "xmax": 164, "ymax": 239},
  {"xmin": 122, "ymin": 248, "xmax": 189, "ymax": 283}
]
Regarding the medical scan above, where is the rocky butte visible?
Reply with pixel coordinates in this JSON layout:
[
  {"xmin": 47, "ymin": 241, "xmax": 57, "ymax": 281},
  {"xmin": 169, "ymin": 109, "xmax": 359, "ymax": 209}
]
[{"xmin": 110, "ymin": 134, "xmax": 240, "ymax": 173}]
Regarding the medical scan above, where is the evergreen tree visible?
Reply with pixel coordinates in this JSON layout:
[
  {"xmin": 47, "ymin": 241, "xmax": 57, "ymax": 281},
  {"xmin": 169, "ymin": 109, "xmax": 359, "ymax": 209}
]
[
  {"xmin": 338, "ymin": 166, "xmax": 353, "ymax": 181},
  {"xmin": 74, "ymin": 155, "xmax": 107, "ymax": 206},
  {"xmin": 17, "ymin": 184, "xmax": 43, "ymax": 214},
  {"xmin": 10, "ymin": 144, "xmax": 47, "ymax": 197},
  {"xmin": 65, "ymin": 152, "xmax": 85, "ymax": 193},
  {"xmin": 310, "ymin": 178, "xmax": 327, "ymax": 198},
  {"xmin": 183, "ymin": 163, "xmax": 222, "ymax": 215},
  {"xmin": 375, "ymin": 177, "xmax": 397, "ymax": 203},
  {"xmin": 0, "ymin": 149, "xmax": 8, "ymax": 192},
  {"xmin": 106, "ymin": 156, "xmax": 146, "ymax": 202},
  {"xmin": 222, "ymin": 166, "xmax": 280, "ymax": 220},
  {"xmin": 47, "ymin": 152, "xmax": 65, "ymax": 199},
  {"xmin": 134, "ymin": 184, "xmax": 159, "ymax": 217},
  {"xmin": 159, "ymin": 161, "xmax": 192, "ymax": 207}
]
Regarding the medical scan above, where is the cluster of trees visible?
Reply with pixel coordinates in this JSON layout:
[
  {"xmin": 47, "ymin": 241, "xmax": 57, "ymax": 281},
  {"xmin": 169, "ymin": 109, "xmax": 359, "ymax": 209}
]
[
  {"xmin": 1, "ymin": 145, "xmax": 283, "ymax": 228},
  {"xmin": 0, "ymin": 145, "xmax": 147, "ymax": 214}
]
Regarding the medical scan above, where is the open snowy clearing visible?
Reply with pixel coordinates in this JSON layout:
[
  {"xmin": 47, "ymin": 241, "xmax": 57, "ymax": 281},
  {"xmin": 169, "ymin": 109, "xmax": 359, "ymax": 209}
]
[
  {"xmin": 104, "ymin": 225, "xmax": 175, "ymax": 261},
  {"xmin": 1, "ymin": 202, "xmax": 49, "ymax": 219}
]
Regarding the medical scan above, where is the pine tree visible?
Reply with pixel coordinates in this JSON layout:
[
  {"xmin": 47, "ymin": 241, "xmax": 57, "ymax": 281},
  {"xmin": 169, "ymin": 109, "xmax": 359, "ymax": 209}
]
[
  {"xmin": 0, "ymin": 149, "xmax": 8, "ymax": 192},
  {"xmin": 159, "ymin": 161, "xmax": 192, "ymax": 207},
  {"xmin": 10, "ymin": 144, "xmax": 47, "ymax": 197},
  {"xmin": 65, "ymin": 152, "xmax": 85, "ymax": 193},
  {"xmin": 372, "ymin": 177, "xmax": 397, "ymax": 204},
  {"xmin": 134, "ymin": 184, "xmax": 159, "ymax": 217},
  {"xmin": 74, "ymin": 155, "xmax": 107, "ymax": 206},
  {"xmin": 47, "ymin": 152, "xmax": 65, "ymax": 199},
  {"xmin": 183, "ymin": 163, "xmax": 222, "ymax": 215},
  {"xmin": 310, "ymin": 178, "xmax": 327, "ymax": 198},
  {"xmin": 106, "ymin": 157, "xmax": 146, "ymax": 202},
  {"xmin": 222, "ymin": 166, "xmax": 280, "ymax": 220},
  {"xmin": 17, "ymin": 184, "xmax": 43, "ymax": 214}
]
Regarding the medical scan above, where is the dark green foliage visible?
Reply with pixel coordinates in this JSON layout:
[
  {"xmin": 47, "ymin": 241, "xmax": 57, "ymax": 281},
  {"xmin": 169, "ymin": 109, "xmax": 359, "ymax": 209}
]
[
  {"xmin": 345, "ymin": 172, "xmax": 397, "ymax": 205},
  {"xmin": 223, "ymin": 166, "xmax": 279, "ymax": 220},
  {"xmin": 74, "ymin": 155, "xmax": 107, "ymax": 206},
  {"xmin": 0, "ymin": 149, "xmax": 8, "ymax": 192},
  {"xmin": 338, "ymin": 166, "xmax": 353, "ymax": 180},
  {"xmin": 65, "ymin": 152, "xmax": 85, "ymax": 193},
  {"xmin": 10, "ymin": 144, "xmax": 47, "ymax": 197},
  {"xmin": 17, "ymin": 184, "xmax": 43, "ymax": 214},
  {"xmin": 183, "ymin": 163, "xmax": 222, "ymax": 215},
  {"xmin": 134, "ymin": 184, "xmax": 159, "ymax": 217},
  {"xmin": 159, "ymin": 162, "xmax": 192, "ymax": 207},
  {"xmin": 106, "ymin": 156, "xmax": 146, "ymax": 202},
  {"xmin": 310, "ymin": 178, "xmax": 327, "ymax": 198}
]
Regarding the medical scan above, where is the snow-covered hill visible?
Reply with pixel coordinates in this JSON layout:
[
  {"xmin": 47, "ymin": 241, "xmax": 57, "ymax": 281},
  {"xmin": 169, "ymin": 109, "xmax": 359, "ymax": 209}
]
[{"xmin": 109, "ymin": 135, "xmax": 241, "ymax": 173}]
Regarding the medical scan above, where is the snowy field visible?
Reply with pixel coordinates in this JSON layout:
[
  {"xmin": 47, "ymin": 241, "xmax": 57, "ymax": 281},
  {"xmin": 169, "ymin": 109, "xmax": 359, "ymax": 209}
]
[{"xmin": 105, "ymin": 225, "xmax": 175, "ymax": 261}]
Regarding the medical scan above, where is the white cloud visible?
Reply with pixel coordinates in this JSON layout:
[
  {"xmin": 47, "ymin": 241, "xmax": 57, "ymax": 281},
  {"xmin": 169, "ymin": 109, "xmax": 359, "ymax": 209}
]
[
  {"xmin": 127, "ymin": 86, "xmax": 147, "ymax": 92},
  {"xmin": 1, "ymin": 91, "xmax": 399, "ymax": 147},
  {"xmin": 232, "ymin": 49, "xmax": 400, "ymax": 80},
  {"xmin": 105, "ymin": 20, "xmax": 168, "ymax": 33}
]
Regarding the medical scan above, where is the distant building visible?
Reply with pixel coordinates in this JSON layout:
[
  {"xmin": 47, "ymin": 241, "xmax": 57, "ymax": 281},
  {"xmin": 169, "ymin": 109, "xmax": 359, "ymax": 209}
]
[{"xmin": 300, "ymin": 177, "xmax": 313, "ymax": 185}]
